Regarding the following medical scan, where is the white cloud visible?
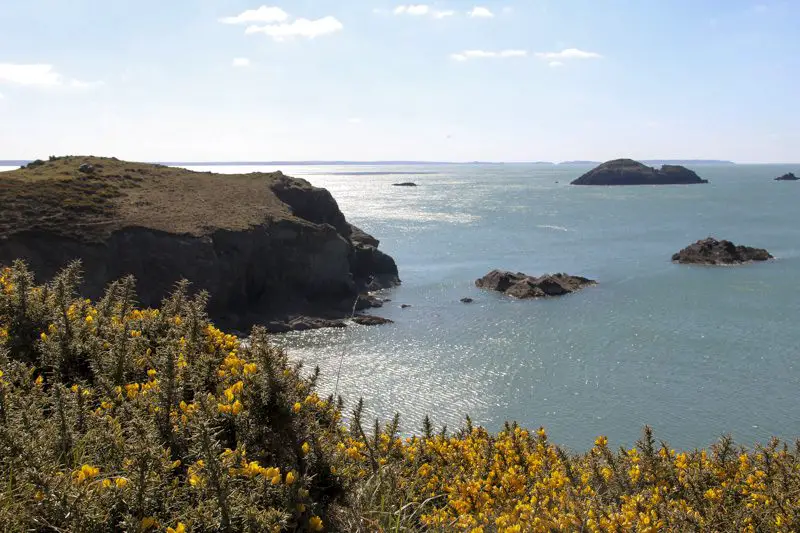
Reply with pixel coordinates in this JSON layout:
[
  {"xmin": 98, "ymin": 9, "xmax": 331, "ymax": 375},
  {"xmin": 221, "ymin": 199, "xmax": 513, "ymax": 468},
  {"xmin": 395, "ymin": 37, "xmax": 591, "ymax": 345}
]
[
  {"xmin": 0, "ymin": 63, "xmax": 62, "ymax": 86},
  {"xmin": 548, "ymin": 61, "xmax": 564, "ymax": 68},
  {"xmin": 536, "ymin": 48, "xmax": 602, "ymax": 60},
  {"xmin": 348, "ymin": 117, "xmax": 362, "ymax": 124},
  {"xmin": 220, "ymin": 6, "xmax": 289, "ymax": 24},
  {"xmin": 451, "ymin": 49, "xmax": 528, "ymax": 61},
  {"xmin": 232, "ymin": 58, "xmax": 251, "ymax": 67},
  {"xmin": 392, "ymin": 5, "xmax": 454, "ymax": 19},
  {"xmin": 468, "ymin": 7, "xmax": 494, "ymax": 18},
  {"xmin": 245, "ymin": 16, "xmax": 343, "ymax": 40},
  {"xmin": 0, "ymin": 63, "xmax": 99, "ymax": 89},
  {"xmin": 69, "ymin": 79, "xmax": 104, "ymax": 89},
  {"xmin": 394, "ymin": 5, "xmax": 431, "ymax": 16}
]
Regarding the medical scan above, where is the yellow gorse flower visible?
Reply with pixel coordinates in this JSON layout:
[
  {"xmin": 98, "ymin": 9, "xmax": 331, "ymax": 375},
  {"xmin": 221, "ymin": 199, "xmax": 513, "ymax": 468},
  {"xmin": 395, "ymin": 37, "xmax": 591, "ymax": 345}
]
[
  {"xmin": 308, "ymin": 516, "xmax": 323, "ymax": 531},
  {"xmin": 72, "ymin": 464, "xmax": 100, "ymax": 484}
]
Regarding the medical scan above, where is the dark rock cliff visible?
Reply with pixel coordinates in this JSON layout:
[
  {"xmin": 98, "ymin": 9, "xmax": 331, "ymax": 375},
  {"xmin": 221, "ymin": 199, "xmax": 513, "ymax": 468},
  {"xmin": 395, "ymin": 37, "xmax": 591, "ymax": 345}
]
[{"xmin": 0, "ymin": 156, "xmax": 399, "ymax": 330}]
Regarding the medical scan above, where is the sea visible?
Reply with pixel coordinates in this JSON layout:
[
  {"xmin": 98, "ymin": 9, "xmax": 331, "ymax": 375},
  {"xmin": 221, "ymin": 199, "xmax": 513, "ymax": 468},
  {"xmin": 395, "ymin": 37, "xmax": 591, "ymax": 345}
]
[{"xmin": 4, "ymin": 162, "xmax": 799, "ymax": 451}]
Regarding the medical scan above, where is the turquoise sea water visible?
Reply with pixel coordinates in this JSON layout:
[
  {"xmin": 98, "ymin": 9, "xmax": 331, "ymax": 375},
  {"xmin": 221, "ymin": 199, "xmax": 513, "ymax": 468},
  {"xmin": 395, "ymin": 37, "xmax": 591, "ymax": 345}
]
[{"xmin": 5, "ymin": 163, "xmax": 799, "ymax": 450}]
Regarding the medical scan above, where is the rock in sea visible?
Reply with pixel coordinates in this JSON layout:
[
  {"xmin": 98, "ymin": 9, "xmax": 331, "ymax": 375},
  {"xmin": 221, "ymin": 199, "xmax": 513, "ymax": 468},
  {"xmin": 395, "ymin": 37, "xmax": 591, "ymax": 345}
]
[
  {"xmin": 775, "ymin": 172, "xmax": 798, "ymax": 181},
  {"xmin": 571, "ymin": 159, "xmax": 708, "ymax": 186},
  {"xmin": 392, "ymin": 182, "xmax": 418, "ymax": 187},
  {"xmin": 352, "ymin": 315, "xmax": 394, "ymax": 326},
  {"xmin": 475, "ymin": 270, "xmax": 596, "ymax": 299},
  {"xmin": 672, "ymin": 237, "xmax": 773, "ymax": 265}
]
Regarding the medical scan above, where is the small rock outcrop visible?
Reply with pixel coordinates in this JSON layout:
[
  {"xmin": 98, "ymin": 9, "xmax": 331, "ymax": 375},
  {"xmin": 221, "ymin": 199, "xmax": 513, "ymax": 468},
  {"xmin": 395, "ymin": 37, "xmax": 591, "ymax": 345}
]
[
  {"xmin": 672, "ymin": 238, "xmax": 773, "ymax": 265},
  {"xmin": 571, "ymin": 159, "xmax": 708, "ymax": 186},
  {"xmin": 352, "ymin": 315, "xmax": 394, "ymax": 326},
  {"xmin": 775, "ymin": 173, "xmax": 798, "ymax": 181},
  {"xmin": 265, "ymin": 317, "xmax": 347, "ymax": 333},
  {"xmin": 392, "ymin": 182, "xmax": 417, "ymax": 187},
  {"xmin": 475, "ymin": 270, "xmax": 596, "ymax": 299},
  {"xmin": 0, "ymin": 156, "xmax": 400, "ymax": 332}
]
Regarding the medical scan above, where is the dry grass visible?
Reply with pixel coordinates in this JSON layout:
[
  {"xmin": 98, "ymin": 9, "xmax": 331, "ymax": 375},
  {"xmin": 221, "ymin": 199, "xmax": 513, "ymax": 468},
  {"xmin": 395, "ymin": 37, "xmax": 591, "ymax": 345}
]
[{"xmin": 1, "ymin": 156, "xmax": 293, "ymax": 242}]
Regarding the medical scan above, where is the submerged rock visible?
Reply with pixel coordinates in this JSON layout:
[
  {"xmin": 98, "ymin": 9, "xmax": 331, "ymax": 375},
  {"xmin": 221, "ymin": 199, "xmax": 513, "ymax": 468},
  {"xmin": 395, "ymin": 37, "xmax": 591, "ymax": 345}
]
[
  {"xmin": 475, "ymin": 270, "xmax": 596, "ymax": 299},
  {"xmin": 571, "ymin": 159, "xmax": 708, "ymax": 186},
  {"xmin": 775, "ymin": 172, "xmax": 798, "ymax": 181},
  {"xmin": 0, "ymin": 156, "xmax": 400, "ymax": 332},
  {"xmin": 460, "ymin": 297, "xmax": 474, "ymax": 304},
  {"xmin": 672, "ymin": 238, "xmax": 773, "ymax": 265}
]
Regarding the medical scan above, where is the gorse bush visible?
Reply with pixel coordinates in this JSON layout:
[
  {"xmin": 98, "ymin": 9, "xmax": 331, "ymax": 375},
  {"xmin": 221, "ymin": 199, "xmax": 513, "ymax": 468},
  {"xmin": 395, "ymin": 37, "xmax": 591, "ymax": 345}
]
[
  {"xmin": 1, "ymin": 261, "xmax": 339, "ymax": 532},
  {"xmin": 1, "ymin": 260, "xmax": 799, "ymax": 532}
]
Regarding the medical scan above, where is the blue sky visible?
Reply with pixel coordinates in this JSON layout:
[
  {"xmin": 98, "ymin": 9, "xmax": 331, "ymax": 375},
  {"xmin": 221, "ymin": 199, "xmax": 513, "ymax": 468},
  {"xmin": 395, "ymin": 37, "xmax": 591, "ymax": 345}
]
[{"xmin": 1, "ymin": 0, "xmax": 798, "ymax": 162}]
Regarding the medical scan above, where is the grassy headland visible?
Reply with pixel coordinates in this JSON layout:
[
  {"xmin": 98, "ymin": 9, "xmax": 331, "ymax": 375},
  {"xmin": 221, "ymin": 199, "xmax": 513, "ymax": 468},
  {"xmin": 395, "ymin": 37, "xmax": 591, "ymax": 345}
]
[
  {"xmin": 1, "ymin": 261, "xmax": 798, "ymax": 531},
  {"xmin": 1, "ymin": 156, "xmax": 290, "ymax": 242},
  {"xmin": 1, "ymin": 156, "xmax": 399, "ymax": 333}
]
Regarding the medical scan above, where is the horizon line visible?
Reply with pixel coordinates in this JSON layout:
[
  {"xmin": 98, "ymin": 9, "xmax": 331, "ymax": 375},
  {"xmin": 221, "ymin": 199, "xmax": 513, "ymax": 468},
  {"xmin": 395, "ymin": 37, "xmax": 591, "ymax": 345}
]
[{"xmin": 2, "ymin": 158, "xmax": 798, "ymax": 166}]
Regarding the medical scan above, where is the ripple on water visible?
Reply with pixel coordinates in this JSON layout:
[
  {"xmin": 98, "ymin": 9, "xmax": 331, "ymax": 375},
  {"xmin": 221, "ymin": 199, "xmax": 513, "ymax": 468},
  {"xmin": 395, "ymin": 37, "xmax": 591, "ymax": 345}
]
[{"xmin": 250, "ymin": 163, "xmax": 800, "ymax": 450}]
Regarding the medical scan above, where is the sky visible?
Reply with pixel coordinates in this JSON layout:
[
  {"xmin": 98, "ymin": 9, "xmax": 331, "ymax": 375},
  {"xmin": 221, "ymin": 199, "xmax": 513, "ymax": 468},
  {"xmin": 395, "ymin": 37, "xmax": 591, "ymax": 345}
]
[{"xmin": 1, "ymin": 0, "xmax": 798, "ymax": 163}]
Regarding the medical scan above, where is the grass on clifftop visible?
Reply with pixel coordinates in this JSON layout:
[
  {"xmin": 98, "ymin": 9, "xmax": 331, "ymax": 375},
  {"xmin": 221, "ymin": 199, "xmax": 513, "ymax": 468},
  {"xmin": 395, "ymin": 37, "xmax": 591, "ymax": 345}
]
[
  {"xmin": 0, "ymin": 156, "xmax": 290, "ymax": 242},
  {"xmin": 1, "ymin": 260, "xmax": 799, "ymax": 532}
]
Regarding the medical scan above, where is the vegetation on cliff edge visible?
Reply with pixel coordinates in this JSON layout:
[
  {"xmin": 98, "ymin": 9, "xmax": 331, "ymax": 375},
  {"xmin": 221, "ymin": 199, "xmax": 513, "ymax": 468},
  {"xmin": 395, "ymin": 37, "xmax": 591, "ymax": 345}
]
[
  {"xmin": 0, "ymin": 156, "xmax": 291, "ymax": 242},
  {"xmin": 1, "ymin": 261, "xmax": 799, "ymax": 532}
]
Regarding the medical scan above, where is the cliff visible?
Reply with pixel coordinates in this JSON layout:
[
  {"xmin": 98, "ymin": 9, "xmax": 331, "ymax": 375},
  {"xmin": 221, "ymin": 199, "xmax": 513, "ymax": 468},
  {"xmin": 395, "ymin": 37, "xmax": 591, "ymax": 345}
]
[
  {"xmin": 571, "ymin": 159, "xmax": 709, "ymax": 185},
  {"xmin": 0, "ymin": 156, "xmax": 399, "ymax": 330}
]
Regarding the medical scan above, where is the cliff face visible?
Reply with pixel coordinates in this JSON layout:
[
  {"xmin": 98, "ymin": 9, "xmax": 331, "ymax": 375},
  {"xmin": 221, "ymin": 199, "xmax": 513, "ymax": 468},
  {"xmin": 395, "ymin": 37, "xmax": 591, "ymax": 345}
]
[
  {"xmin": 0, "ymin": 156, "xmax": 399, "ymax": 329},
  {"xmin": 571, "ymin": 159, "xmax": 709, "ymax": 186}
]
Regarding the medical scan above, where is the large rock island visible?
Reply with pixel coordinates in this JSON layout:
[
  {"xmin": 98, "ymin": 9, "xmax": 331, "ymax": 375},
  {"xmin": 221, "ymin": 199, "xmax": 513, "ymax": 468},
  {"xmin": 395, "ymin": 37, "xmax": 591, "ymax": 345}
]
[
  {"xmin": 476, "ymin": 270, "xmax": 595, "ymax": 299},
  {"xmin": 672, "ymin": 238, "xmax": 773, "ymax": 265},
  {"xmin": 775, "ymin": 172, "xmax": 798, "ymax": 181},
  {"xmin": 571, "ymin": 159, "xmax": 708, "ymax": 186},
  {"xmin": 0, "ymin": 156, "xmax": 399, "ymax": 331}
]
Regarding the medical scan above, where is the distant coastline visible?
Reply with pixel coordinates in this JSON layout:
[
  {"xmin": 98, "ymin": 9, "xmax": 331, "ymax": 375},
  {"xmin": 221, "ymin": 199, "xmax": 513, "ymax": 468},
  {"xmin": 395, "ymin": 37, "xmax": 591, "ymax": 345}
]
[{"xmin": 1, "ymin": 159, "xmax": 745, "ymax": 167}]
